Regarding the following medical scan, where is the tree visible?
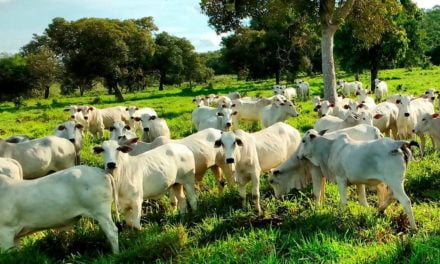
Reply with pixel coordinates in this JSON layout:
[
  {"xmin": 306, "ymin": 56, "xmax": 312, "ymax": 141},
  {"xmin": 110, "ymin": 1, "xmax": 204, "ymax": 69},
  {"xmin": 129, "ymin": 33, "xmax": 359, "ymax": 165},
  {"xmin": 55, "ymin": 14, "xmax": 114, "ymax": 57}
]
[
  {"xmin": 424, "ymin": 6, "xmax": 440, "ymax": 65},
  {"xmin": 26, "ymin": 47, "xmax": 62, "ymax": 98},
  {"xmin": 0, "ymin": 55, "xmax": 32, "ymax": 101},
  {"xmin": 200, "ymin": 50, "xmax": 232, "ymax": 75}
]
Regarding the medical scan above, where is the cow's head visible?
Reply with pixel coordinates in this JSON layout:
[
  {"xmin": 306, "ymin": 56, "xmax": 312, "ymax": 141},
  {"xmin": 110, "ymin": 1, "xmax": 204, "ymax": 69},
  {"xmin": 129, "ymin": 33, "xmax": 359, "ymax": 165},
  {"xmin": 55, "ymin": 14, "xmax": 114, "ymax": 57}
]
[
  {"xmin": 93, "ymin": 140, "xmax": 132, "ymax": 170},
  {"xmin": 109, "ymin": 121, "xmax": 133, "ymax": 140},
  {"xmin": 396, "ymin": 95, "xmax": 412, "ymax": 118},
  {"xmin": 214, "ymin": 132, "xmax": 243, "ymax": 166},
  {"xmin": 125, "ymin": 106, "xmax": 139, "ymax": 119},
  {"xmin": 216, "ymin": 108, "xmax": 237, "ymax": 131},
  {"xmin": 279, "ymin": 99, "xmax": 299, "ymax": 117},
  {"xmin": 413, "ymin": 113, "xmax": 440, "ymax": 134},
  {"xmin": 319, "ymin": 101, "xmax": 333, "ymax": 117},
  {"xmin": 64, "ymin": 105, "xmax": 80, "ymax": 120},
  {"xmin": 55, "ymin": 121, "xmax": 83, "ymax": 144}
]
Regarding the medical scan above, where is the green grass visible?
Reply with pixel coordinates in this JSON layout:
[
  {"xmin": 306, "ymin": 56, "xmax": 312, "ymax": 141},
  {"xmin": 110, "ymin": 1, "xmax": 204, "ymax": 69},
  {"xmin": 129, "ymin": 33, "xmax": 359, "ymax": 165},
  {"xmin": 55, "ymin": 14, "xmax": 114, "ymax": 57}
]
[{"xmin": 1, "ymin": 67, "xmax": 440, "ymax": 263}]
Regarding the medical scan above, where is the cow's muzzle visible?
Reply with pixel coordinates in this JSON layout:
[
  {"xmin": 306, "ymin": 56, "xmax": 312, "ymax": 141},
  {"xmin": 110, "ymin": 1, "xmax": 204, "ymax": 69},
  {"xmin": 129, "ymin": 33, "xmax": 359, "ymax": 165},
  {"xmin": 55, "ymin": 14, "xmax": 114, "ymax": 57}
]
[
  {"xmin": 143, "ymin": 127, "xmax": 149, "ymax": 132},
  {"xmin": 107, "ymin": 162, "xmax": 117, "ymax": 169},
  {"xmin": 226, "ymin": 158, "xmax": 235, "ymax": 164}
]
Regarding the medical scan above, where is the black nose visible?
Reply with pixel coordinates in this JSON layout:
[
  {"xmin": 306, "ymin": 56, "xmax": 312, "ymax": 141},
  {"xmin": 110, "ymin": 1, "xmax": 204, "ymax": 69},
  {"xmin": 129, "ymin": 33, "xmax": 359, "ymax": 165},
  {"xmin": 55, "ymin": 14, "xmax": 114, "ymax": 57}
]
[
  {"xmin": 107, "ymin": 162, "xmax": 116, "ymax": 169},
  {"xmin": 84, "ymin": 116, "xmax": 88, "ymax": 120},
  {"xmin": 226, "ymin": 158, "xmax": 234, "ymax": 164},
  {"xmin": 70, "ymin": 115, "xmax": 75, "ymax": 119},
  {"xmin": 226, "ymin": 122, "xmax": 232, "ymax": 127},
  {"xmin": 143, "ymin": 127, "xmax": 149, "ymax": 132},
  {"xmin": 404, "ymin": 113, "xmax": 410, "ymax": 117},
  {"xmin": 69, "ymin": 138, "xmax": 75, "ymax": 143},
  {"xmin": 412, "ymin": 129, "xmax": 415, "ymax": 133}
]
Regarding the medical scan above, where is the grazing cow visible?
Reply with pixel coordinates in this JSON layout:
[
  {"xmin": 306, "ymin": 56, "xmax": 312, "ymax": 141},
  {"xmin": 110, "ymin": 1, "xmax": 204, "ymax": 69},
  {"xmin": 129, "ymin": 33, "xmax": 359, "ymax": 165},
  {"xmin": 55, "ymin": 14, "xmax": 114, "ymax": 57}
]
[
  {"xmin": 94, "ymin": 141, "xmax": 196, "ymax": 229},
  {"xmin": 260, "ymin": 98, "xmax": 299, "ymax": 128},
  {"xmin": 0, "ymin": 158, "xmax": 23, "ymax": 180},
  {"xmin": 231, "ymin": 98, "xmax": 272, "ymax": 126},
  {"xmin": 125, "ymin": 106, "xmax": 157, "ymax": 133},
  {"xmin": 5, "ymin": 135, "xmax": 34, "ymax": 144},
  {"xmin": 0, "ymin": 166, "xmax": 120, "ymax": 253},
  {"xmin": 79, "ymin": 106, "xmax": 130, "ymax": 138},
  {"xmin": 357, "ymin": 89, "xmax": 376, "ymax": 110},
  {"xmin": 0, "ymin": 136, "xmax": 76, "ymax": 179},
  {"xmin": 396, "ymin": 95, "xmax": 434, "ymax": 155},
  {"xmin": 413, "ymin": 113, "xmax": 440, "ymax": 151},
  {"xmin": 214, "ymin": 123, "xmax": 301, "ymax": 214},
  {"xmin": 198, "ymin": 108, "xmax": 237, "ymax": 131},
  {"xmin": 269, "ymin": 125, "xmax": 382, "ymax": 204},
  {"xmin": 298, "ymin": 130, "xmax": 418, "ymax": 229},
  {"xmin": 272, "ymin": 85, "xmax": 297, "ymax": 100},
  {"xmin": 295, "ymin": 79, "xmax": 310, "ymax": 100},
  {"xmin": 205, "ymin": 94, "xmax": 218, "ymax": 106},
  {"xmin": 54, "ymin": 121, "xmax": 84, "ymax": 165},
  {"xmin": 314, "ymin": 113, "xmax": 363, "ymax": 133},
  {"xmin": 374, "ymin": 79, "xmax": 388, "ymax": 101},
  {"xmin": 135, "ymin": 114, "xmax": 170, "ymax": 143},
  {"xmin": 338, "ymin": 80, "xmax": 362, "ymax": 97},
  {"xmin": 109, "ymin": 121, "xmax": 136, "ymax": 141},
  {"xmin": 228, "ymin": 92, "xmax": 241, "ymax": 100},
  {"xmin": 192, "ymin": 96, "xmax": 208, "ymax": 107}
]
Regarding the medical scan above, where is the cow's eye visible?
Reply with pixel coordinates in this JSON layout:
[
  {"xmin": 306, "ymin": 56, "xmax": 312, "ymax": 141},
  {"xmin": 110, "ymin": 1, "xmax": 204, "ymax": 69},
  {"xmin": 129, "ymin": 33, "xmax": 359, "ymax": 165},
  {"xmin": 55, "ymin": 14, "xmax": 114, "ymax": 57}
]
[
  {"xmin": 422, "ymin": 118, "xmax": 426, "ymax": 121},
  {"xmin": 302, "ymin": 139, "xmax": 306, "ymax": 143}
]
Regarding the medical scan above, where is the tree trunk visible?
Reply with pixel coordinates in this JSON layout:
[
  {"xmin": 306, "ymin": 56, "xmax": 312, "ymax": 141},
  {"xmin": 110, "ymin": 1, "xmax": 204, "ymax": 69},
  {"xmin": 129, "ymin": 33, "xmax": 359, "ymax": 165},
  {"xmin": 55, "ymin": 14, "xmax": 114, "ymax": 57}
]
[
  {"xmin": 370, "ymin": 47, "xmax": 380, "ymax": 92},
  {"xmin": 80, "ymin": 86, "xmax": 85, "ymax": 96},
  {"xmin": 355, "ymin": 73, "xmax": 360, "ymax": 81},
  {"xmin": 275, "ymin": 69, "xmax": 280, "ymax": 84},
  {"xmin": 321, "ymin": 25, "xmax": 338, "ymax": 103},
  {"xmin": 159, "ymin": 74, "xmax": 164, "ymax": 91},
  {"xmin": 113, "ymin": 84, "xmax": 124, "ymax": 102},
  {"xmin": 44, "ymin": 86, "xmax": 50, "ymax": 99}
]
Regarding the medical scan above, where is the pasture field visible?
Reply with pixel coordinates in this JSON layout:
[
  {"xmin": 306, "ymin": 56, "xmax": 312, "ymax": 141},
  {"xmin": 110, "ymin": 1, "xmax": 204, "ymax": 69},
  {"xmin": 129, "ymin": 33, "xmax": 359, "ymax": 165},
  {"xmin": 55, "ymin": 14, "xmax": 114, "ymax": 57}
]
[{"xmin": 1, "ymin": 67, "xmax": 440, "ymax": 263}]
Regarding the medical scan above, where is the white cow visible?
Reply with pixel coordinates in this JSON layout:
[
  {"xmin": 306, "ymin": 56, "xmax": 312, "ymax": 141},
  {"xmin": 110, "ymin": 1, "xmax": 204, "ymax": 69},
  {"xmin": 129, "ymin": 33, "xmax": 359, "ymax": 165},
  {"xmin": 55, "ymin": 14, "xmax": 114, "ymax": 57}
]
[
  {"xmin": 357, "ymin": 89, "xmax": 376, "ymax": 110},
  {"xmin": 314, "ymin": 113, "xmax": 363, "ymax": 133},
  {"xmin": 0, "ymin": 158, "xmax": 23, "ymax": 180},
  {"xmin": 64, "ymin": 105, "xmax": 88, "ymax": 131},
  {"xmin": 260, "ymin": 99, "xmax": 299, "ymax": 128},
  {"xmin": 298, "ymin": 130, "xmax": 418, "ymax": 229},
  {"xmin": 109, "ymin": 121, "xmax": 136, "ymax": 141},
  {"xmin": 374, "ymin": 79, "xmax": 388, "ymax": 101},
  {"xmin": 79, "ymin": 106, "xmax": 130, "ymax": 138},
  {"xmin": 205, "ymin": 94, "xmax": 218, "ymax": 106},
  {"xmin": 94, "ymin": 141, "xmax": 196, "ymax": 229},
  {"xmin": 0, "ymin": 136, "xmax": 76, "ymax": 179},
  {"xmin": 135, "ymin": 114, "xmax": 170, "ymax": 143},
  {"xmin": 198, "ymin": 108, "xmax": 237, "ymax": 131},
  {"xmin": 269, "ymin": 125, "xmax": 382, "ymax": 204},
  {"xmin": 228, "ymin": 92, "xmax": 241, "ymax": 100},
  {"xmin": 0, "ymin": 166, "xmax": 120, "ymax": 253},
  {"xmin": 272, "ymin": 85, "xmax": 297, "ymax": 100},
  {"xmin": 192, "ymin": 96, "xmax": 208, "ymax": 107},
  {"xmin": 338, "ymin": 80, "xmax": 362, "ymax": 97},
  {"xmin": 396, "ymin": 95, "xmax": 434, "ymax": 155},
  {"xmin": 295, "ymin": 79, "xmax": 310, "ymax": 100},
  {"xmin": 369, "ymin": 102, "xmax": 399, "ymax": 138},
  {"xmin": 231, "ymin": 97, "xmax": 272, "ymax": 125},
  {"xmin": 54, "ymin": 121, "xmax": 84, "ymax": 165},
  {"xmin": 5, "ymin": 135, "xmax": 34, "ymax": 144},
  {"xmin": 125, "ymin": 106, "xmax": 157, "ymax": 133},
  {"xmin": 413, "ymin": 113, "xmax": 440, "ymax": 151}
]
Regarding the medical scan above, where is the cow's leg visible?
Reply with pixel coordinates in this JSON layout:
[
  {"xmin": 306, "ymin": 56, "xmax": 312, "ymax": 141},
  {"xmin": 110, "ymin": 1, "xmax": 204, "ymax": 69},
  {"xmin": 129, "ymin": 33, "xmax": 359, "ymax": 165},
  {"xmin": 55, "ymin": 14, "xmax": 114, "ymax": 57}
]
[
  {"xmin": 0, "ymin": 228, "xmax": 16, "ymax": 251},
  {"xmin": 311, "ymin": 172, "xmax": 322, "ymax": 205},
  {"xmin": 183, "ymin": 183, "xmax": 198, "ymax": 212},
  {"xmin": 336, "ymin": 178, "xmax": 348, "ymax": 206},
  {"xmin": 418, "ymin": 132, "xmax": 425, "ymax": 157},
  {"xmin": 388, "ymin": 182, "xmax": 416, "ymax": 229},
  {"xmin": 251, "ymin": 173, "xmax": 262, "ymax": 216},
  {"xmin": 238, "ymin": 182, "xmax": 247, "ymax": 207},
  {"xmin": 319, "ymin": 176, "xmax": 326, "ymax": 203},
  {"xmin": 172, "ymin": 184, "xmax": 188, "ymax": 214},
  {"xmin": 356, "ymin": 184, "xmax": 369, "ymax": 207},
  {"xmin": 168, "ymin": 188, "xmax": 178, "ymax": 210},
  {"xmin": 94, "ymin": 212, "xmax": 120, "ymax": 253},
  {"xmin": 376, "ymin": 183, "xmax": 389, "ymax": 208},
  {"xmin": 124, "ymin": 199, "xmax": 142, "ymax": 230},
  {"xmin": 210, "ymin": 166, "xmax": 225, "ymax": 192}
]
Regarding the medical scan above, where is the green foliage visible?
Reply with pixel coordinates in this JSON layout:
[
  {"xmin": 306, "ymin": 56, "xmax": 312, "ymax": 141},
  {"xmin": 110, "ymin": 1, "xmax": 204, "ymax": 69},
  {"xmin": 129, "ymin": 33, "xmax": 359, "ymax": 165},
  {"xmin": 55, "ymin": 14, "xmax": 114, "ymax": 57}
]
[
  {"xmin": 0, "ymin": 68, "xmax": 440, "ymax": 263},
  {"xmin": 0, "ymin": 55, "xmax": 32, "ymax": 101},
  {"xmin": 424, "ymin": 6, "xmax": 440, "ymax": 65}
]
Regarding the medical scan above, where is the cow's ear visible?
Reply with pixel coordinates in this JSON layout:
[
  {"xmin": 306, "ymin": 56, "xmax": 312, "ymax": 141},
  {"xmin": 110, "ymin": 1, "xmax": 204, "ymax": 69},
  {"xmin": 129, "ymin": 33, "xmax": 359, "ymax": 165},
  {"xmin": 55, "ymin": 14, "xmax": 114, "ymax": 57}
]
[
  {"xmin": 130, "ymin": 137, "xmax": 139, "ymax": 144},
  {"xmin": 272, "ymin": 169, "xmax": 281, "ymax": 176},
  {"xmin": 432, "ymin": 113, "xmax": 440, "ymax": 118},
  {"xmin": 117, "ymin": 146, "xmax": 132, "ymax": 153},
  {"xmin": 135, "ymin": 107, "xmax": 139, "ymax": 110},
  {"xmin": 214, "ymin": 139, "xmax": 222, "ymax": 148},
  {"xmin": 58, "ymin": 125, "xmax": 66, "ymax": 131},
  {"xmin": 63, "ymin": 108, "xmax": 70, "ymax": 112},
  {"xmin": 232, "ymin": 111, "xmax": 238, "ymax": 115},
  {"xmin": 124, "ymin": 125, "xmax": 131, "ymax": 130},
  {"xmin": 109, "ymin": 126, "xmax": 115, "ymax": 132},
  {"xmin": 77, "ymin": 109, "xmax": 82, "ymax": 112},
  {"xmin": 316, "ymin": 105, "xmax": 321, "ymax": 109},
  {"xmin": 318, "ymin": 129, "xmax": 327, "ymax": 136},
  {"xmin": 75, "ymin": 124, "xmax": 84, "ymax": 130},
  {"xmin": 149, "ymin": 116, "xmax": 157, "ymax": 120},
  {"xmin": 134, "ymin": 117, "xmax": 141, "ymax": 122},
  {"xmin": 236, "ymin": 138, "xmax": 243, "ymax": 146},
  {"xmin": 93, "ymin": 146, "xmax": 104, "ymax": 154},
  {"xmin": 373, "ymin": 114, "xmax": 384, "ymax": 119},
  {"xmin": 88, "ymin": 107, "xmax": 94, "ymax": 111},
  {"xmin": 192, "ymin": 98, "xmax": 196, "ymax": 102},
  {"xmin": 329, "ymin": 103, "xmax": 335, "ymax": 107},
  {"xmin": 231, "ymin": 103, "xmax": 236, "ymax": 107}
]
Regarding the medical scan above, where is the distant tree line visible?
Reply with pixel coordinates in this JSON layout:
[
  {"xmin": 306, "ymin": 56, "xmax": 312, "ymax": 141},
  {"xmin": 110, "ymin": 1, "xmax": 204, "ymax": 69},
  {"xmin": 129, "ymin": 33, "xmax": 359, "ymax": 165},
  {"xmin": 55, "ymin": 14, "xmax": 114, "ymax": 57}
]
[{"xmin": 0, "ymin": 17, "xmax": 214, "ymax": 102}]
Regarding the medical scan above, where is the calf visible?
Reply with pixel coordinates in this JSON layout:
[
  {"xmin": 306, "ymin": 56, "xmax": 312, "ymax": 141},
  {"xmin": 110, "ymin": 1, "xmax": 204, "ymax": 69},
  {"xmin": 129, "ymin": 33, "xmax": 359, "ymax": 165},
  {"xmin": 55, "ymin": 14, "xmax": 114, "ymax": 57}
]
[
  {"xmin": 260, "ymin": 99, "xmax": 299, "ymax": 127},
  {"xmin": 197, "ymin": 108, "xmax": 237, "ymax": 131},
  {"xmin": 413, "ymin": 113, "xmax": 440, "ymax": 151},
  {"xmin": 231, "ymin": 98, "xmax": 272, "ymax": 126},
  {"xmin": 357, "ymin": 89, "xmax": 376, "ymax": 110},
  {"xmin": 94, "ymin": 141, "xmax": 196, "ymax": 229},
  {"xmin": 80, "ymin": 106, "xmax": 130, "ymax": 138},
  {"xmin": 54, "ymin": 121, "xmax": 84, "ymax": 165},
  {"xmin": 135, "ymin": 114, "xmax": 170, "ymax": 143},
  {"xmin": 298, "ymin": 130, "xmax": 417, "ymax": 229},
  {"xmin": 125, "ymin": 106, "xmax": 157, "ymax": 133},
  {"xmin": 0, "ymin": 158, "xmax": 23, "ymax": 180},
  {"xmin": 0, "ymin": 136, "xmax": 76, "ymax": 179},
  {"xmin": 269, "ymin": 125, "xmax": 382, "ymax": 204},
  {"xmin": 0, "ymin": 166, "xmax": 120, "ymax": 253},
  {"xmin": 64, "ymin": 105, "xmax": 88, "ymax": 130},
  {"xmin": 338, "ymin": 80, "xmax": 362, "ymax": 97},
  {"xmin": 295, "ymin": 79, "xmax": 310, "ymax": 100},
  {"xmin": 192, "ymin": 96, "xmax": 208, "ymax": 107},
  {"xmin": 109, "ymin": 121, "xmax": 136, "ymax": 141},
  {"xmin": 272, "ymin": 85, "xmax": 297, "ymax": 100}
]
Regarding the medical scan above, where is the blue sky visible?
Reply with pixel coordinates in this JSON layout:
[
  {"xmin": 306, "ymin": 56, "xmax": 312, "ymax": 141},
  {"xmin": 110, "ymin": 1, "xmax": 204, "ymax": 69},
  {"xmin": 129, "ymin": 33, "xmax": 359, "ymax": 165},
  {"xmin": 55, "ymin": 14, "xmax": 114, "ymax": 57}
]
[{"xmin": 0, "ymin": 0, "xmax": 438, "ymax": 54}]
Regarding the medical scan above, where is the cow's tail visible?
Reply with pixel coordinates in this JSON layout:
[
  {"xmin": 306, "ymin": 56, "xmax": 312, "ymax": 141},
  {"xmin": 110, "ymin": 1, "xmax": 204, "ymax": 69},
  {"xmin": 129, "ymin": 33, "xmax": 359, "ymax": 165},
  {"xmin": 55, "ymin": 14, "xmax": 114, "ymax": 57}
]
[
  {"xmin": 394, "ymin": 140, "xmax": 419, "ymax": 166},
  {"xmin": 107, "ymin": 171, "xmax": 121, "ymax": 230}
]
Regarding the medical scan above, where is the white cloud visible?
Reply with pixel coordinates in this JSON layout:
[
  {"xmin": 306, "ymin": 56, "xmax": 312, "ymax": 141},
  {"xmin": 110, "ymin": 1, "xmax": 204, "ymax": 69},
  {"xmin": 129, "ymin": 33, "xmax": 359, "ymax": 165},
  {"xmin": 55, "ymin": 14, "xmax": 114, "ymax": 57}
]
[
  {"xmin": 413, "ymin": 0, "xmax": 440, "ymax": 8},
  {"xmin": 0, "ymin": 0, "xmax": 12, "ymax": 3}
]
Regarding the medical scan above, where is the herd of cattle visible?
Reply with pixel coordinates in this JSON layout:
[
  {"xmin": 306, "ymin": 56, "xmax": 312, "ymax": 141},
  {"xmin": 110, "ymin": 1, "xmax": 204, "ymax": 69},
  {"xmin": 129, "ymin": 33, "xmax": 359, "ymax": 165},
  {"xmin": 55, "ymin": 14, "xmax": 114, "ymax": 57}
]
[{"xmin": 0, "ymin": 78, "xmax": 439, "ymax": 254}]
